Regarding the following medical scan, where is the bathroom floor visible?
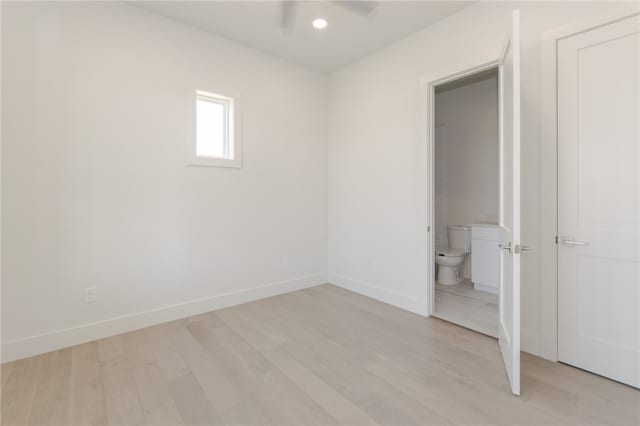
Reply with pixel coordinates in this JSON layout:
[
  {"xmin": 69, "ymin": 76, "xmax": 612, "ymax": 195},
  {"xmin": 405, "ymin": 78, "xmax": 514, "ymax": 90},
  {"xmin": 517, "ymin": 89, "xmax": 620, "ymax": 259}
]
[{"xmin": 434, "ymin": 279, "xmax": 498, "ymax": 338}]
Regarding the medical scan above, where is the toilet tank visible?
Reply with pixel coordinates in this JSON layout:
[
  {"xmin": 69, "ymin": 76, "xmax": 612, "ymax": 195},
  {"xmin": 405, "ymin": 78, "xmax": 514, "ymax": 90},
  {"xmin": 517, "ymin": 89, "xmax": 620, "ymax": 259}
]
[{"xmin": 447, "ymin": 225, "xmax": 471, "ymax": 253}]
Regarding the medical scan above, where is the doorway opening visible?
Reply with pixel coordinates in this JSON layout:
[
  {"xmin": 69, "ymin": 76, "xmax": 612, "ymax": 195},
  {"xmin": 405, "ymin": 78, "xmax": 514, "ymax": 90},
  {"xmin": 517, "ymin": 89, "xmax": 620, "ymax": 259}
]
[
  {"xmin": 422, "ymin": 10, "xmax": 520, "ymax": 396},
  {"xmin": 431, "ymin": 67, "xmax": 500, "ymax": 338}
]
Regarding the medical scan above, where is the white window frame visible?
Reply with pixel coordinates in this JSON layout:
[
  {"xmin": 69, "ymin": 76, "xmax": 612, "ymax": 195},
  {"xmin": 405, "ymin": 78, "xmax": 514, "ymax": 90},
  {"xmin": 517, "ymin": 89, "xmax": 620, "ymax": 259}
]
[{"xmin": 190, "ymin": 89, "xmax": 242, "ymax": 168}]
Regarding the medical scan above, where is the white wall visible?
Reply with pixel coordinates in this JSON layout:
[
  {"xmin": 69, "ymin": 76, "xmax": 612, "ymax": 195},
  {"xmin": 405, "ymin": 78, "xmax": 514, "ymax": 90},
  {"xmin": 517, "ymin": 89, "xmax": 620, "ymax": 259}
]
[
  {"xmin": 435, "ymin": 76, "xmax": 499, "ymax": 234},
  {"xmin": 434, "ymin": 75, "xmax": 499, "ymax": 278},
  {"xmin": 1, "ymin": 2, "xmax": 328, "ymax": 361},
  {"xmin": 327, "ymin": 1, "xmax": 629, "ymax": 358}
]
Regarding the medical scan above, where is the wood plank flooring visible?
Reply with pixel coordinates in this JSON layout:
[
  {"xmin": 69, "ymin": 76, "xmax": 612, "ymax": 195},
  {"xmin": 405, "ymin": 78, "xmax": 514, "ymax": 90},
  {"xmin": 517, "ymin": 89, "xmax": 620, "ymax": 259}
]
[{"xmin": 2, "ymin": 284, "xmax": 639, "ymax": 426}]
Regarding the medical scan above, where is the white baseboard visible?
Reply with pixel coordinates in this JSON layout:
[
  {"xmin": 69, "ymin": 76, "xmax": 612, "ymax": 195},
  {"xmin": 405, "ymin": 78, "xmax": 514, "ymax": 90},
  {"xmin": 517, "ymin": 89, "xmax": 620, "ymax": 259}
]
[
  {"xmin": 329, "ymin": 273, "xmax": 428, "ymax": 316},
  {"xmin": 1, "ymin": 274, "xmax": 326, "ymax": 363}
]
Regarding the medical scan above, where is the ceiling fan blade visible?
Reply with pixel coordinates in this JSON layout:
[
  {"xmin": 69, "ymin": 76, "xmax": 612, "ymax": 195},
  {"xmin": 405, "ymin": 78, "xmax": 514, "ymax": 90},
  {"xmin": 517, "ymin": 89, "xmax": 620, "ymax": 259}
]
[
  {"xmin": 280, "ymin": 1, "xmax": 297, "ymax": 30},
  {"xmin": 332, "ymin": 1, "xmax": 379, "ymax": 17}
]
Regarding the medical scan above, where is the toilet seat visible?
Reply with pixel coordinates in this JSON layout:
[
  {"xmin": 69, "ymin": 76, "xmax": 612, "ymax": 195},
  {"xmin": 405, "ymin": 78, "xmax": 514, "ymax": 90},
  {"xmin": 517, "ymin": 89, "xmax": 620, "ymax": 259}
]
[
  {"xmin": 435, "ymin": 249, "xmax": 466, "ymax": 285},
  {"xmin": 436, "ymin": 249, "xmax": 465, "ymax": 257},
  {"xmin": 436, "ymin": 225, "xmax": 471, "ymax": 286}
]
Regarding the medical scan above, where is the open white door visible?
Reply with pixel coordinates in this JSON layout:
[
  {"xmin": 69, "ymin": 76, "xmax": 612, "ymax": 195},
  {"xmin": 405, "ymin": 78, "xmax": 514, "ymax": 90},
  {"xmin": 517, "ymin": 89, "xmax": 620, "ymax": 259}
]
[{"xmin": 498, "ymin": 10, "xmax": 521, "ymax": 396}]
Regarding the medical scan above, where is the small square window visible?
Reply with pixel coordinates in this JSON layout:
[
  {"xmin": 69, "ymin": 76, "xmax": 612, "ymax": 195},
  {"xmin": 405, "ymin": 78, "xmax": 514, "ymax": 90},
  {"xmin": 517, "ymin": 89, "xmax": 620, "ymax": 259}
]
[{"xmin": 191, "ymin": 90, "xmax": 241, "ymax": 168}]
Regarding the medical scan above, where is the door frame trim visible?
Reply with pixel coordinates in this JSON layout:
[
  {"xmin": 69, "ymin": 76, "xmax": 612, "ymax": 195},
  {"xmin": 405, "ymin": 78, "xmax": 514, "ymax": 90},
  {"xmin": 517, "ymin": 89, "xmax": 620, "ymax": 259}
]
[
  {"xmin": 419, "ymin": 58, "xmax": 501, "ymax": 317},
  {"xmin": 539, "ymin": 5, "xmax": 639, "ymax": 362}
]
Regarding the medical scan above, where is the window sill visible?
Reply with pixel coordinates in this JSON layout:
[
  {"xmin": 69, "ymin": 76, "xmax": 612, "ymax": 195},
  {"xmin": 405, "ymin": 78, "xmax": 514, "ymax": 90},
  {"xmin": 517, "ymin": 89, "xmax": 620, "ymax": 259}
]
[{"xmin": 188, "ymin": 156, "xmax": 242, "ymax": 169}]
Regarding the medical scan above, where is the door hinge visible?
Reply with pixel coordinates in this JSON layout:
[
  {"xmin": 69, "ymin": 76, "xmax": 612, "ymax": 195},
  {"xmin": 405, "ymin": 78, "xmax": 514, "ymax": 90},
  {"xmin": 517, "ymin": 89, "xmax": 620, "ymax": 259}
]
[{"xmin": 555, "ymin": 235, "xmax": 558, "ymax": 245}]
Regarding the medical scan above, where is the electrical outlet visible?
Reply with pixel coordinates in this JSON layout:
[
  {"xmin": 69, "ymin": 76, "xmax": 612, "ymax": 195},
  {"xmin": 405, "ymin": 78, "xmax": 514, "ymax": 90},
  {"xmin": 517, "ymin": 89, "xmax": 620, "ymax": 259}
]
[
  {"xmin": 281, "ymin": 256, "xmax": 289, "ymax": 267},
  {"xmin": 84, "ymin": 287, "xmax": 97, "ymax": 304}
]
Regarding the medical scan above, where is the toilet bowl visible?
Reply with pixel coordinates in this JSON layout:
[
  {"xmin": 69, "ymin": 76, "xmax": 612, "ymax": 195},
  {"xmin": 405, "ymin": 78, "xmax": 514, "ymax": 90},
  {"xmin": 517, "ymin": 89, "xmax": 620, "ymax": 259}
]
[
  {"xmin": 436, "ymin": 225, "xmax": 471, "ymax": 285},
  {"xmin": 435, "ymin": 250, "xmax": 466, "ymax": 285}
]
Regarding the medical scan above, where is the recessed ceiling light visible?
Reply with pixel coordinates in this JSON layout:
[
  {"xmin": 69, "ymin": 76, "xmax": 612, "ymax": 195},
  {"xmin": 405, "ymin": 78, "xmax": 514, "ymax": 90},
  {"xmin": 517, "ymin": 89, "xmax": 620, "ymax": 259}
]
[{"xmin": 312, "ymin": 18, "xmax": 328, "ymax": 30}]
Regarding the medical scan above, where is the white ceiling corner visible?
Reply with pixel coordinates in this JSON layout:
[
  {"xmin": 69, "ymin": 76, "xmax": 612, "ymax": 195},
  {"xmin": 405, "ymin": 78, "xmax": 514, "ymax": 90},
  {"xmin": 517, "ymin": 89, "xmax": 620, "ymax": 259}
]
[{"xmin": 131, "ymin": 1, "xmax": 472, "ymax": 72}]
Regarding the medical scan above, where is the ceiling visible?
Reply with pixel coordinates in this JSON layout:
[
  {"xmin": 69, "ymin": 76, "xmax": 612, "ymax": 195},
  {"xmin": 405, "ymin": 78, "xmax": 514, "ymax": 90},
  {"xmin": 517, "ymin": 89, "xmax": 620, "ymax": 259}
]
[{"xmin": 131, "ymin": 1, "xmax": 472, "ymax": 72}]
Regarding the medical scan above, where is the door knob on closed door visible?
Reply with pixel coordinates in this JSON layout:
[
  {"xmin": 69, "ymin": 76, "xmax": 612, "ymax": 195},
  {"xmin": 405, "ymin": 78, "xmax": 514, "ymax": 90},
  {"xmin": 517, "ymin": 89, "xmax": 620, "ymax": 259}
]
[{"xmin": 562, "ymin": 237, "xmax": 588, "ymax": 246}]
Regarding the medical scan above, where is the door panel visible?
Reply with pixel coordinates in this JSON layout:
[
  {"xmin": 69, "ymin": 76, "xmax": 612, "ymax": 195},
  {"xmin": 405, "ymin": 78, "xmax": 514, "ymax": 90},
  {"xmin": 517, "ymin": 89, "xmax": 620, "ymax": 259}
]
[
  {"xmin": 577, "ymin": 33, "xmax": 640, "ymax": 234},
  {"xmin": 498, "ymin": 10, "xmax": 521, "ymax": 396},
  {"xmin": 558, "ymin": 14, "xmax": 640, "ymax": 388}
]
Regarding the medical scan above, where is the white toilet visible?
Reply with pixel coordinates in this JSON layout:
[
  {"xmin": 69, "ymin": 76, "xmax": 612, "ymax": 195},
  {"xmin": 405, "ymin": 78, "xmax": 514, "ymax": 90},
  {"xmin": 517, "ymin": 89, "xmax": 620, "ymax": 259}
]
[{"xmin": 436, "ymin": 225, "xmax": 471, "ymax": 285}]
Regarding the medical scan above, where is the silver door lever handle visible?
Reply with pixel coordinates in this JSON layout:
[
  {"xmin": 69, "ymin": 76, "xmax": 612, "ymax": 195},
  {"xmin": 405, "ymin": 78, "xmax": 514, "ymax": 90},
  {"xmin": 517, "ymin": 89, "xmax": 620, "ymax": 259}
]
[
  {"xmin": 498, "ymin": 242, "xmax": 512, "ymax": 253},
  {"xmin": 562, "ymin": 238, "xmax": 588, "ymax": 246},
  {"xmin": 516, "ymin": 244, "xmax": 533, "ymax": 253},
  {"xmin": 499, "ymin": 243, "xmax": 533, "ymax": 254}
]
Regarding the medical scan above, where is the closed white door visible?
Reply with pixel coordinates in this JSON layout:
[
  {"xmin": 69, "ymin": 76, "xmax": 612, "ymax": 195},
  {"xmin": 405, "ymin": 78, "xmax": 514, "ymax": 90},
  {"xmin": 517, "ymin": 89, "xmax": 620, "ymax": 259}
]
[
  {"xmin": 498, "ymin": 10, "xmax": 522, "ymax": 396},
  {"xmin": 558, "ymin": 14, "xmax": 640, "ymax": 388}
]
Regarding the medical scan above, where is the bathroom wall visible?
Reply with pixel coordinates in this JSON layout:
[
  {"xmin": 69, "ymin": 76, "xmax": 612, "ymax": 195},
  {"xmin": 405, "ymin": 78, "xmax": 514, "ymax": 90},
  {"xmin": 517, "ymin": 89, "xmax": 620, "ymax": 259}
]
[{"xmin": 434, "ymin": 73, "xmax": 499, "ymax": 264}]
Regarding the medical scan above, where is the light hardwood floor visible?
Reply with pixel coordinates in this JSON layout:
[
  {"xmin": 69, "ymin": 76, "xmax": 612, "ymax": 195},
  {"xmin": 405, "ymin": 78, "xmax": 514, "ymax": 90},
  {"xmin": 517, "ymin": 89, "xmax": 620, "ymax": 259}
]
[{"xmin": 2, "ymin": 284, "xmax": 639, "ymax": 426}]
